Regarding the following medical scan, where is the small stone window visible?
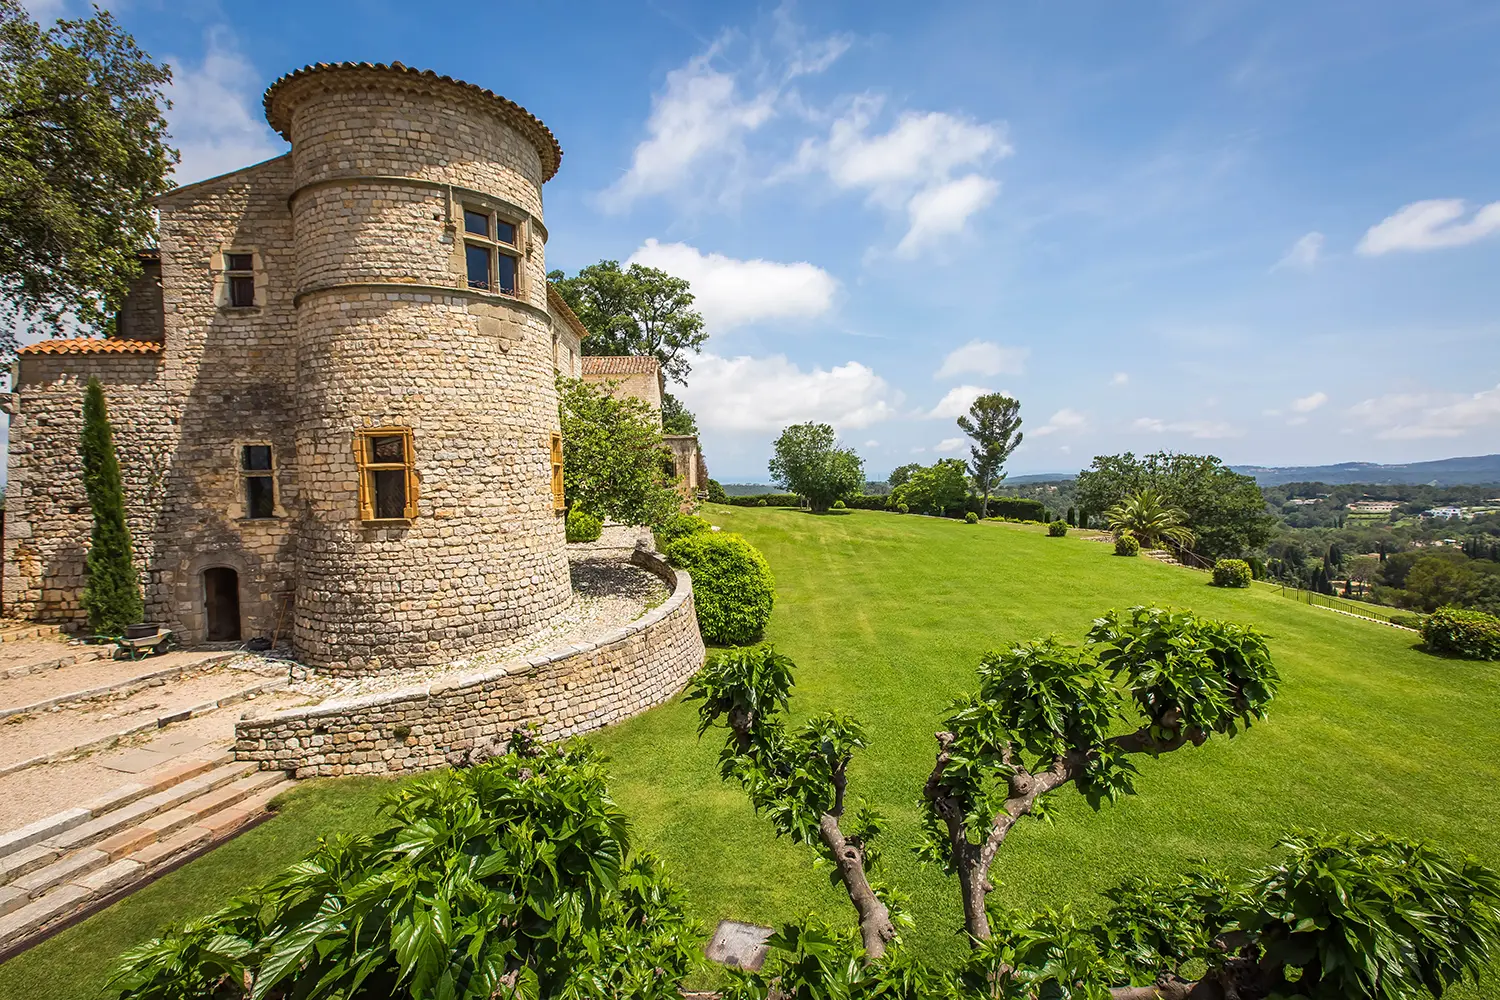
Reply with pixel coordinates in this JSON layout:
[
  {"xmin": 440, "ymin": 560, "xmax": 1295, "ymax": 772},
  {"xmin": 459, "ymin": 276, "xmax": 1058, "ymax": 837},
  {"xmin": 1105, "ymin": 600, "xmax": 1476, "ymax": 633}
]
[
  {"xmin": 241, "ymin": 444, "xmax": 275, "ymax": 519},
  {"xmin": 226, "ymin": 253, "xmax": 256, "ymax": 308},
  {"xmin": 549, "ymin": 431, "xmax": 565, "ymax": 512},
  {"xmin": 462, "ymin": 206, "xmax": 521, "ymax": 297},
  {"xmin": 354, "ymin": 427, "xmax": 418, "ymax": 522}
]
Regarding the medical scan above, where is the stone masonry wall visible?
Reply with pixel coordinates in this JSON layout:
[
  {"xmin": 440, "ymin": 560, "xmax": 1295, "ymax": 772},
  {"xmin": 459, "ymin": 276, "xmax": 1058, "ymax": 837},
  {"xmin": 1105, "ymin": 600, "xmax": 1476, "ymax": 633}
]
[{"xmin": 234, "ymin": 549, "xmax": 705, "ymax": 776}]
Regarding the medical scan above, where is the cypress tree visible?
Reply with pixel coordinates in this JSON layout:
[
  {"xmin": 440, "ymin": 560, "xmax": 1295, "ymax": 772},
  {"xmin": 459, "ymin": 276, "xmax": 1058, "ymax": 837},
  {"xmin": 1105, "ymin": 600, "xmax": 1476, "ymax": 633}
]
[{"xmin": 80, "ymin": 376, "xmax": 143, "ymax": 634}]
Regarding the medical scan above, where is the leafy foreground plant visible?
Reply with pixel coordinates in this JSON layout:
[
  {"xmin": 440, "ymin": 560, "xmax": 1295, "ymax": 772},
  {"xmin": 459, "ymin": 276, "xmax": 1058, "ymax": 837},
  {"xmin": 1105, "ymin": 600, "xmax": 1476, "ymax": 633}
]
[
  {"xmin": 109, "ymin": 738, "xmax": 699, "ymax": 1000},
  {"xmin": 692, "ymin": 610, "xmax": 1500, "ymax": 998}
]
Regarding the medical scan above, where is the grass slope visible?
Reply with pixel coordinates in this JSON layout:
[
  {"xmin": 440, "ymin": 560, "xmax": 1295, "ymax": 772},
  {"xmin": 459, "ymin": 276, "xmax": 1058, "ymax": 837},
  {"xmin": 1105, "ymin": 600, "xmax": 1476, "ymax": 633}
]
[{"xmin": 5, "ymin": 506, "xmax": 1497, "ymax": 996}]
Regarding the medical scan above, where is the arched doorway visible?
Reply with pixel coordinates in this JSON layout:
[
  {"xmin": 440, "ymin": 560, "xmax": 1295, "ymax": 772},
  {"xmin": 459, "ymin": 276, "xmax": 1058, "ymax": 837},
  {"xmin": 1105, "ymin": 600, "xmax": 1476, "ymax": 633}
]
[{"xmin": 204, "ymin": 567, "xmax": 241, "ymax": 641}]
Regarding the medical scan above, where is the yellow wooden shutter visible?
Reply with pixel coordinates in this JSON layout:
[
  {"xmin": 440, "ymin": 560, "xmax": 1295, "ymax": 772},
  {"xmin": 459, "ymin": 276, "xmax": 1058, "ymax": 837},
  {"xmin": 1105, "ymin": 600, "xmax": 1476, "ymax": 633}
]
[
  {"xmin": 353, "ymin": 432, "xmax": 372, "ymax": 521},
  {"xmin": 402, "ymin": 427, "xmax": 420, "ymax": 520},
  {"xmin": 550, "ymin": 432, "xmax": 565, "ymax": 511}
]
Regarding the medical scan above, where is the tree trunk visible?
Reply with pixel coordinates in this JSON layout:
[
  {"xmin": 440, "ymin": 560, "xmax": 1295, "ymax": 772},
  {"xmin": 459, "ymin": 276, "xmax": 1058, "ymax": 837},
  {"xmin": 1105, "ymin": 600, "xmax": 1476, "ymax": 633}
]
[
  {"xmin": 958, "ymin": 852, "xmax": 991, "ymax": 941},
  {"xmin": 818, "ymin": 814, "xmax": 896, "ymax": 961}
]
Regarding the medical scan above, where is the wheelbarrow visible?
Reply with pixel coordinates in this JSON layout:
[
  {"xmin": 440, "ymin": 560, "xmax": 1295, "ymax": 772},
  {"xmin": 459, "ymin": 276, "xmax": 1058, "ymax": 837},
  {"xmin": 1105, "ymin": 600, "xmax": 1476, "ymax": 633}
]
[{"xmin": 114, "ymin": 624, "xmax": 177, "ymax": 660}]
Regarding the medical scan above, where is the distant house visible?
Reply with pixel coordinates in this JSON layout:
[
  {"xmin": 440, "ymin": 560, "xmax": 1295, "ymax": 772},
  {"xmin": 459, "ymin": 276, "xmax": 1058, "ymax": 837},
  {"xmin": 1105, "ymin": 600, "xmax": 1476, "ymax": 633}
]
[
  {"xmin": 1287, "ymin": 498, "xmax": 1322, "ymax": 506},
  {"xmin": 1422, "ymin": 506, "xmax": 1464, "ymax": 519},
  {"xmin": 579, "ymin": 355, "xmax": 706, "ymax": 501},
  {"xmin": 1346, "ymin": 500, "xmax": 1401, "ymax": 514}
]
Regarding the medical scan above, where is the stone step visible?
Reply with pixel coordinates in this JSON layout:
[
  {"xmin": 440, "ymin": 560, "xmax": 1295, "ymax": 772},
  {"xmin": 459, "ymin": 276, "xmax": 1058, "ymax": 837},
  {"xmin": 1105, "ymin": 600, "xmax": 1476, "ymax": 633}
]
[
  {"xmin": 24, "ymin": 759, "xmax": 258, "ymax": 860},
  {"xmin": 0, "ymin": 755, "xmax": 230, "ymax": 862},
  {"xmin": 0, "ymin": 775, "xmax": 293, "ymax": 953}
]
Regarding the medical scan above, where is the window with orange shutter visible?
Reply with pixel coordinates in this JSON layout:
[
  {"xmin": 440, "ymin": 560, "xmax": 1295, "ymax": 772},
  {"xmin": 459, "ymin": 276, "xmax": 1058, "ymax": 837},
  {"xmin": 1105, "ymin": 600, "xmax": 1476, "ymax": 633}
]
[
  {"xmin": 354, "ymin": 427, "xmax": 419, "ymax": 522},
  {"xmin": 550, "ymin": 432, "xmax": 566, "ymax": 511}
]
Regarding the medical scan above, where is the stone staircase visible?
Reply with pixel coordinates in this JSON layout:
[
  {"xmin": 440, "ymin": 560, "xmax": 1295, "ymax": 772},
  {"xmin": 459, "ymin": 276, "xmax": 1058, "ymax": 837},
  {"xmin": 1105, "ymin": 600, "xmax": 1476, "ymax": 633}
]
[{"xmin": 0, "ymin": 752, "xmax": 293, "ymax": 956}]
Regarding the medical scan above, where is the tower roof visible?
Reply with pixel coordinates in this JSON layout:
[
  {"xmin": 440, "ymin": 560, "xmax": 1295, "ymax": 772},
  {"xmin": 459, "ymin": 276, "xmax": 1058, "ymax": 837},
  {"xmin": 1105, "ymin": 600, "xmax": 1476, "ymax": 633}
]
[{"xmin": 263, "ymin": 61, "xmax": 563, "ymax": 182}]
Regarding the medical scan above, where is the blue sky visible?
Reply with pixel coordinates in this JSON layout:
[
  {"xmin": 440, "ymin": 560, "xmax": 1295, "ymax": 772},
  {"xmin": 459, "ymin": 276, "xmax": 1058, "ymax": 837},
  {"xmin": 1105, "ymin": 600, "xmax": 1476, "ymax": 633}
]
[{"xmin": 20, "ymin": 0, "xmax": 1500, "ymax": 481}]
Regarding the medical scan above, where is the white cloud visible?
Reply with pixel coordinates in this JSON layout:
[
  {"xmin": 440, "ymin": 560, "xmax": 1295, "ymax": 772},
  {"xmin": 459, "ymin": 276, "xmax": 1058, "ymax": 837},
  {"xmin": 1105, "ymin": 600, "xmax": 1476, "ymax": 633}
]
[
  {"xmin": 935, "ymin": 437, "xmax": 965, "ymax": 453},
  {"xmin": 1346, "ymin": 383, "xmax": 1500, "ymax": 439},
  {"xmin": 626, "ymin": 240, "xmax": 837, "ymax": 330},
  {"xmin": 1111, "ymin": 372, "xmax": 1129, "ymax": 386},
  {"xmin": 935, "ymin": 340, "xmax": 1028, "ymax": 379},
  {"xmin": 925, "ymin": 384, "xmax": 990, "ymax": 420},
  {"xmin": 1291, "ymin": 391, "xmax": 1328, "ymax": 413},
  {"xmin": 677, "ymin": 353, "xmax": 899, "ymax": 432},
  {"xmin": 1273, "ymin": 231, "xmax": 1324, "ymax": 271},
  {"xmin": 1357, "ymin": 199, "xmax": 1500, "ymax": 255},
  {"xmin": 897, "ymin": 174, "xmax": 1000, "ymax": 257},
  {"xmin": 793, "ymin": 98, "xmax": 1010, "ymax": 252},
  {"xmin": 910, "ymin": 446, "xmax": 927, "ymax": 454},
  {"xmin": 863, "ymin": 439, "xmax": 879, "ymax": 448},
  {"xmin": 600, "ymin": 49, "xmax": 775, "ymax": 211},
  {"xmin": 19, "ymin": 0, "xmax": 68, "ymax": 19},
  {"xmin": 164, "ymin": 29, "xmax": 285, "ymax": 186},
  {"xmin": 1133, "ymin": 417, "xmax": 1242, "ymax": 439},
  {"xmin": 1033, "ymin": 408, "xmax": 1088, "ymax": 436}
]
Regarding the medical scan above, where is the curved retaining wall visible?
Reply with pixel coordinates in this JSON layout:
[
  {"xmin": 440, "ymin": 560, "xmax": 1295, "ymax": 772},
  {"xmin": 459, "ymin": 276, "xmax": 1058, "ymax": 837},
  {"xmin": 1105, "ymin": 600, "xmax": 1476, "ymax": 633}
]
[{"xmin": 234, "ymin": 549, "xmax": 705, "ymax": 777}]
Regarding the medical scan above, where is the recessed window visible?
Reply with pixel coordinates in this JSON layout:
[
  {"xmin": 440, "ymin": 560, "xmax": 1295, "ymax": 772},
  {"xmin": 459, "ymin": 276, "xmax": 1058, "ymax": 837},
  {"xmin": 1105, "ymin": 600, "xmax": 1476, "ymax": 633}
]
[
  {"xmin": 549, "ymin": 432, "xmax": 565, "ymax": 511},
  {"xmin": 354, "ymin": 427, "xmax": 418, "ymax": 522},
  {"xmin": 226, "ymin": 252, "xmax": 255, "ymax": 308},
  {"xmin": 461, "ymin": 205, "xmax": 522, "ymax": 298},
  {"xmin": 240, "ymin": 444, "xmax": 275, "ymax": 519}
]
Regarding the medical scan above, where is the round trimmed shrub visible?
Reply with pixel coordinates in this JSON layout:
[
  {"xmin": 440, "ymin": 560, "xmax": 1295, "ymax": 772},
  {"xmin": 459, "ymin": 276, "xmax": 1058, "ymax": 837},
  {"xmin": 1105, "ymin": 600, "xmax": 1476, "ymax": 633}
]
[
  {"xmin": 1212, "ymin": 558, "xmax": 1252, "ymax": 588},
  {"xmin": 655, "ymin": 513, "xmax": 710, "ymax": 550},
  {"xmin": 1420, "ymin": 607, "xmax": 1500, "ymax": 660},
  {"xmin": 665, "ymin": 531, "xmax": 775, "ymax": 645},
  {"xmin": 1047, "ymin": 520, "xmax": 1068, "ymax": 537},
  {"xmin": 897, "ymin": 503, "xmax": 909, "ymax": 514},
  {"xmin": 964, "ymin": 511, "xmax": 979, "ymax": 524},
  {"xmin": 564, "ymin": 509, "xmax": 602, "ymax": 543},
  {"xmin": 756, "ymin": 498, "xmax": 767, "ymax": 507},
  {"xmin": 1114, "ymin": 533, "xmax": 1141, "ymax": 557},
  {"xmin": 832, "ymin": 499, "xmax": 846, "ymax": 510}
]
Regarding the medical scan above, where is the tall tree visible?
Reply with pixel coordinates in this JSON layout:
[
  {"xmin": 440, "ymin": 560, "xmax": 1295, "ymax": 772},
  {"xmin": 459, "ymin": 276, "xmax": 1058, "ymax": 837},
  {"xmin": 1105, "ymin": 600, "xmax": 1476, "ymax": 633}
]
[
  {"xmin": 768, "ymin": 423, "xmax": 865, "ymax": 513},
  {"xmin": 80, "ymin": 376, "xmax": 143, "ymax": 634},
  {"xmin": 956, "ymin": 392, "xmax": 1022, "ymax": 518},
  {"xmin": 886, "ymin": 462, "xmax": 922, "ymax": 489},
  {"xmin": 891, "ymin": 459, "xmax": 969, "ymax": 515},
  {"xmin": 660, "ymin": 390, "xmax": 698, "ymax": 436},
  {"xmin": 559, "ymin": 377, "xmax": 680, "ymax": 528},
  {"xmin": 548, "ymin": 262, "xmax": 708, "ymax": 385},
  {"xmin": 0, "ymin": 2, "xmax": 176, "ymax": 352}
]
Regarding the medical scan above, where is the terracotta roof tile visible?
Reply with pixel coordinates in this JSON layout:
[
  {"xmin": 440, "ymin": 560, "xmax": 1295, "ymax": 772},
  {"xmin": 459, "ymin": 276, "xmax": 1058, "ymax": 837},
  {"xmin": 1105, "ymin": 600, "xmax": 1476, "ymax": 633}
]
[
  {"xmin": 263, "ymin": 62, "xmax": 563, "ymax": 182},
  {"xmin": 581, "ymin": 356, "xmax": 659, "ymax": 376},
  {"xmin": 19, "ymin": 338, "xmax": 164, "ymax": 356}
]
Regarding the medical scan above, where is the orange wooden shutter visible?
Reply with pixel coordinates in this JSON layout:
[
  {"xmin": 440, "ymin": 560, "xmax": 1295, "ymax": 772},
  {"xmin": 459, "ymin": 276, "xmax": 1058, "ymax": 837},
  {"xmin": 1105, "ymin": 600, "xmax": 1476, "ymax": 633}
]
[
  {"xmin": 550, "ymin": 432, "xmax": 565, "ymax": 511},
  {"xmin": 353, "ymin": 432, "xmax": 372, "ymax": 520},
  {"xmin": 402, "ymin": 427, "xmax": 419, "ymax": 520}
]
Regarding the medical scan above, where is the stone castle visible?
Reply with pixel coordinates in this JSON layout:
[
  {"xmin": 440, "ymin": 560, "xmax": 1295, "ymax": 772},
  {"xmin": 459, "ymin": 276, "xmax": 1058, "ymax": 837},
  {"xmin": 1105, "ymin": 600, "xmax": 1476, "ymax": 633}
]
[{"xmin": 2, "ymin": 62, "xmax": 703, "ymax": 672}]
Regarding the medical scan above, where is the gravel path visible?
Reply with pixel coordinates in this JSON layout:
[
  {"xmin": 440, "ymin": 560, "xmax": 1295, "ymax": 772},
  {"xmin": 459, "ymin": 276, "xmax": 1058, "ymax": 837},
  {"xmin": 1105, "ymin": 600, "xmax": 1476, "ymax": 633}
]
[
  {"xmin": 0, "ymin": 637, "xmax": 87, "ymax": 671},
  {"xmin": 291, "ymin": 555, "xmax": 670, "ymax": 703},
  {"xmin": 0, "ymin": 651, "xmax": 238, "ymax": 713}
]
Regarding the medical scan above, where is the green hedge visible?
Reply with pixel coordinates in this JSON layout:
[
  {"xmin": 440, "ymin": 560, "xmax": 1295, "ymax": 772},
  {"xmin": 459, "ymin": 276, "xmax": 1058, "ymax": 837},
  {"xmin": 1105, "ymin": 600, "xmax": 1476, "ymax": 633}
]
[
  {"xmin": 665, "ymin": 532, "xmax": 775, "ymax": 645},
  {"xmin": 724, "ymin": 493, "xmax": 802, "ymax": 507},
  {"xmin": 1212, "ymin": 558, "xmax": 1252, "ymax": 588},
  {"xmin": 654, "ymin": 513, "xmax": 711, "ymax": 550},
  {"xmin": 1421, "ymin": 607, "xmax": 1500, "ymax": 660},
  {"xmin": 842, "ymin": 494, "xmax": 889, "ymax": 510},
  {"xmin": 975, "ymin": 497, "xmax": 1050, "ymax": 522},
  {"xmin": 564, "ymin": 509, "xmax": 602, "ymax": 542}
]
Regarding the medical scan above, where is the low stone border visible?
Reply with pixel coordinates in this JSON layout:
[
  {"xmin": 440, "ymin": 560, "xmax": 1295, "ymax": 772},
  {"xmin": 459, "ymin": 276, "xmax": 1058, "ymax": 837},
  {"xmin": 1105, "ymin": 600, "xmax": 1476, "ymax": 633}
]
[{"xmin": 234, "ymin": 548, "xmax": 707, "ymax": 777}]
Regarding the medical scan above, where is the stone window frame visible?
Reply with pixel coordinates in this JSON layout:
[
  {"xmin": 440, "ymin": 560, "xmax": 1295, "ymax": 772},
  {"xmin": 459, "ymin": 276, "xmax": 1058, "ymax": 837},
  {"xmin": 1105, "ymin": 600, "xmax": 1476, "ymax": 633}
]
[
  {"xmin": 458, "ymin": 202, "xmax": 525, "ymax": 299},
  {"xmin": 210, "ymin": 247, "xmax": 267, "ymax": 310},
  {"xmin": 354, "ymin": 426, "xmax": 419, "ymax": 523},
  {"xmin": 234, "ymin": 440, "xmax": 284, "ymax": 521}
]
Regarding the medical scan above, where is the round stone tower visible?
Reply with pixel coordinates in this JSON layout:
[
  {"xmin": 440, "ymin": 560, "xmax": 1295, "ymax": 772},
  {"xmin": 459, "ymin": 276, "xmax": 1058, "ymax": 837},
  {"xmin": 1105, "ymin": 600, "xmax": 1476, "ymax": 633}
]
[{"xmin": 263, "ymin": 63, "xmax": 572, "ymax": 672}]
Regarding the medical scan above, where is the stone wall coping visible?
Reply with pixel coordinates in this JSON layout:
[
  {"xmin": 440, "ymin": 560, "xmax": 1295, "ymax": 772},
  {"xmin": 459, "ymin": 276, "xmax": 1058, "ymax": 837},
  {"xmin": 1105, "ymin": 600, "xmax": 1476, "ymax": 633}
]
[{"xmin": 237, "ymin": 549, "xmax": 689, "ymax": 731}]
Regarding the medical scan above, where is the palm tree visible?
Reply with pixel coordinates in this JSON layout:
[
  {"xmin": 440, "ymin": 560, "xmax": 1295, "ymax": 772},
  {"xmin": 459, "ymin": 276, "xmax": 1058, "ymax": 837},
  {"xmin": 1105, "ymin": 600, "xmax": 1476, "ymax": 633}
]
[{"xmin": 1105, "ymin": 487, "xmax": 1196, "ymax": 549}]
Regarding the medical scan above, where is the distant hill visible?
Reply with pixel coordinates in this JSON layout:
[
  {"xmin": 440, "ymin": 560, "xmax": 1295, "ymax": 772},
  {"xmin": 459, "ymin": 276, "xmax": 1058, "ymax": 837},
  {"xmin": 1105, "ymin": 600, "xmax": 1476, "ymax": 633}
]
[{"xmin": 1231, "ymin": 454, "xmax": 1500, "ymax": 487}]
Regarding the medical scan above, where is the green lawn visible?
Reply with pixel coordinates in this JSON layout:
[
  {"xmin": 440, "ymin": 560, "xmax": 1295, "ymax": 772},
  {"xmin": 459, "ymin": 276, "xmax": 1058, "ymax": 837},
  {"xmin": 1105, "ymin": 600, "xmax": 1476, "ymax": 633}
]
[{"xmin": 5, "ymin": 505, "xmax": 1498, "ymax": 997}]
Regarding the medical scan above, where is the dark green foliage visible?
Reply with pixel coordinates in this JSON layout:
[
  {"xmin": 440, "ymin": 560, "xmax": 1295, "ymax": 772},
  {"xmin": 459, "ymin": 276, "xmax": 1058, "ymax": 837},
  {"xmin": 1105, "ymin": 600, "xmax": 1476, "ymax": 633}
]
[
  {"xmin": 653, "ymin": 513, "xmax": 710, "ymax": 549},
  {"xmin": 833, "ymin": 500, "xmax": 847, "ymax": 510},
  {"xmin": 890, "ymin": 459, "xmax": 966, "ymax": 516},
  {"xmin": 980, "ymin": 496, "xmax": 1048, "ymax": 522},
  {"xmin": 768, "ymin": 423, "xmax": 865, "ymax": 513},
  {"xmin": 1114, "ymin": 534, "xmax": 1140, "ymax": 556},
  {"xmin": 724, "ymin": 493, "xmax": 802, "ymax": 508},
  {"xmin": 660, "ymin": 391, "xmax": 698, "ymax": 435},
  {"xmin": 1048, "ymin": 520, "xmax": 1068, "ymax": 537},
  {"xmin": 896, "ymin": 503, "xmax": 909, "ymax": 514},
  {"xmin": 80, "ymin": 377, "xmax": 142, "ymax": 634},
  {"xmin": 564, "ymin": 509, "xmax": 602, "ymax": 543},
  {"xmin": 1212, "ymin": 557, "xmax": 1252, "ymax": 588},
  {"xmin": 704, "ymin": 479, "xmax": 730, "ymax": 504},
  {"xmin": 0, "ymin": 2, "xmax": 176, "ymax": 348},
  {"xmin": 1076, "ymin": 451, "xmax": 1274, "ymax": 560},
  {"xmin": 547, "ymin": 262, "xmax": 707, "ymax": 385},
  {"xmin": 665, "ymin": 532, "xmax": 775, "ymax": 644},
  {"xmin": 1389, "ymin": 612, "xmax": 1426, "ymax": 630},
  {"xmin": 963, "ymin": 511, "xmax": 978, "ymax": 524},
  {"xmin": 558, "ymin": 377, "xmax": 679, "ymax": 529},
  {"xmin": 1066, "ymin": 506, "xmax": 1076, "ymax": 526},
  {"xmin": 109, "ymin": 742, "xmax": 701, "ymax": 1000},
  {"xmin": 757, "ymin": 498, "xmax": 768, "ymax": 507},
  {"xmin": 841, "ymin": 494, "xmax": 890, "ymax": 511},
  {"xmin": 1421, "ymin": 607, "xmax": 1500, "ymax": 660}
]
